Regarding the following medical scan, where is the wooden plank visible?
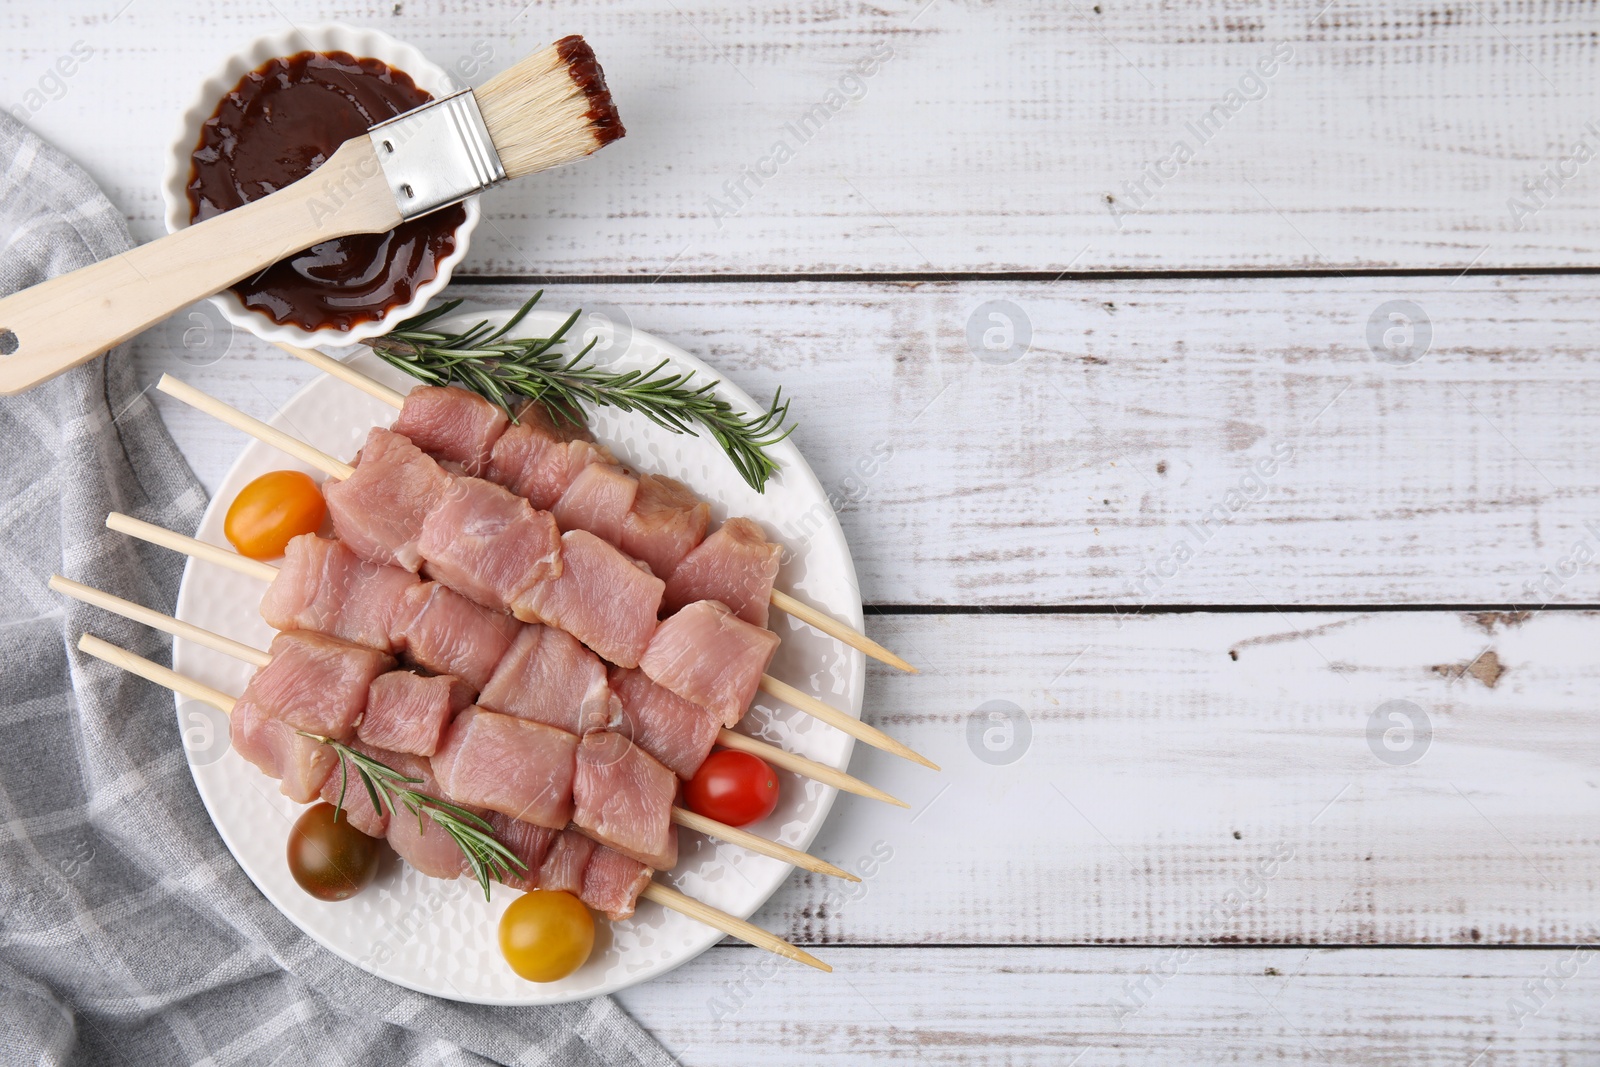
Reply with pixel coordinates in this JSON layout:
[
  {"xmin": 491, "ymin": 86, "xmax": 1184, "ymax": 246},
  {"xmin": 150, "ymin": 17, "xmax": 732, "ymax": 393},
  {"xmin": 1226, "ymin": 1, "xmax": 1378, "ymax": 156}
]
[
  {"xmin": 7, "ymin": 1, "xmax": 1600, "ymax": 273},
  {"xmin": 668, "ymin": 610, "xmax": 1600, "ymax": 946},
  {"xmin": 616, "ymin": 945, "xmax": 1600, "ymax": 1066},
  {"xmin": 139, "ymin": 275, "xmax": 1600, "ymax": 605}
]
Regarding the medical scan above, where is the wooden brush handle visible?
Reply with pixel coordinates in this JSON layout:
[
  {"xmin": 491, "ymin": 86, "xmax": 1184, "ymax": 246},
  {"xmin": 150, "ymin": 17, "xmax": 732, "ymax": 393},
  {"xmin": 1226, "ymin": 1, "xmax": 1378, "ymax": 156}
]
[{"xmin": 0, "ymin": 138, "xmax": 400, "ymax": 396}]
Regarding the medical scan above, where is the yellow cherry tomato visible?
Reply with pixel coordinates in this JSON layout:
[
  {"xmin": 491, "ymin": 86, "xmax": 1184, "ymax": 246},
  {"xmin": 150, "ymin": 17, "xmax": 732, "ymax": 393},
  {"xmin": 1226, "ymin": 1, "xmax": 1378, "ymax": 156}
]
[
  {"xmin": 499, "ymin": 890, "xmax": 595, "ymax": 982},
  {"xmin": 225, "ymin": 470, "xmax": 326, "ymax": 559}
]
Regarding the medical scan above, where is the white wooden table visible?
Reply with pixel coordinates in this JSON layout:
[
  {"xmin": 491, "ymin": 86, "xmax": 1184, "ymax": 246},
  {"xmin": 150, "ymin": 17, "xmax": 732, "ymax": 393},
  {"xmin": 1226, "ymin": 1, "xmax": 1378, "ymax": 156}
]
[{"xmin": 9, "ymin": 1, "xmax": 1600, "ymax": 1061}]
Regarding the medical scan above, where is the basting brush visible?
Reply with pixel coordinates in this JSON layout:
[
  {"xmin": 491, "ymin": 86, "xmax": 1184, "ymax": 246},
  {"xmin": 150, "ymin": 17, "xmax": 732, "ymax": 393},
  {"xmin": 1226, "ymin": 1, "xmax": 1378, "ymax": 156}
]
[{"xmin": 0, "ymin": 35, "xmax": 625, "ymax": 395}]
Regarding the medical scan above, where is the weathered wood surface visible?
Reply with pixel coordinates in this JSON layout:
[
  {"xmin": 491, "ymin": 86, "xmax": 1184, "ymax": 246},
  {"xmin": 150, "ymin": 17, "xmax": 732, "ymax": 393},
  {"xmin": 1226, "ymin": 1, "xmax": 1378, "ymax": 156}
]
[
  {"xmin": 617, "ymin": 945, "xmax": 1600, "ymax": 1066},
  {"xmin": 7, "ymin": 1, "xmax": 1600, "ymax": 273},
  {"xmin": 723, "ymin": 611, "xmax": 1600, "ymax": 946},
  {"xmin": 18, "ymin": 1, "xmax": 1600, "ymax": 1060},
  {"xmin": 138, "ymin": 275, "xmax": 1600, "ymax": 606}
]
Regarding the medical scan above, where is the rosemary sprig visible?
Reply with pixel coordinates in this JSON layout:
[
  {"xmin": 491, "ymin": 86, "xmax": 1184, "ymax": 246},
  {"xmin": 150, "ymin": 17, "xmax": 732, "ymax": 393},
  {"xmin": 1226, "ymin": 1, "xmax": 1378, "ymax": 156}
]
[
  {"xmin": 364, "ymin": 291, "xmax": 795, "ymax": 493},
  {"xmin": 302, "ymin": 733, "xmax": 525, "ymax": 900}
]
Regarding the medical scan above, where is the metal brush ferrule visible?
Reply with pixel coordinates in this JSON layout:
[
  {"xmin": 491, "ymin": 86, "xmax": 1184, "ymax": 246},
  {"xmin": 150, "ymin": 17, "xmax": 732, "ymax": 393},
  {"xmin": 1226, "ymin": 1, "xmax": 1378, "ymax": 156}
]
[{"xmin": 367, "ymin": 90, "xmax": 507, "ymax": 220}]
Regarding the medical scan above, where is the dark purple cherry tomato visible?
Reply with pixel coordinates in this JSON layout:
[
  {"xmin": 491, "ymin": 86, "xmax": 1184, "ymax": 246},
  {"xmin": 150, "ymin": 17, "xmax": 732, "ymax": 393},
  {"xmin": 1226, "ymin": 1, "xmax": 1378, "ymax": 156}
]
[{"xmin": 287, "ymin": 802, "xmax": 381, "ymax": 901}]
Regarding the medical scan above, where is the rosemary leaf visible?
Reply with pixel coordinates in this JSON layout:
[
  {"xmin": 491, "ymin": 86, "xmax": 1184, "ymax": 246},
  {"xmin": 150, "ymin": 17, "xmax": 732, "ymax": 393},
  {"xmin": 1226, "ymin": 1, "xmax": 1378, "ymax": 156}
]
[
  {"xmin": 366, "ymin": 292, "xmax": 796, "ymax": 493},
  {"xmin": 299, "ymin": 734, "xmax": 524, "ymax": 900}
]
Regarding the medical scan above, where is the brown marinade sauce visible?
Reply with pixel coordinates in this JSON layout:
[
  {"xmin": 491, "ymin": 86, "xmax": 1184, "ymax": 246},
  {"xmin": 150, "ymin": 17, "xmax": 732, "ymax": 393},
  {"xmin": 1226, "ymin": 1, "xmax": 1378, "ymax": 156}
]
[{"xmin": 187, "ymin": 51, "xmax": 466, "ymax": 333}]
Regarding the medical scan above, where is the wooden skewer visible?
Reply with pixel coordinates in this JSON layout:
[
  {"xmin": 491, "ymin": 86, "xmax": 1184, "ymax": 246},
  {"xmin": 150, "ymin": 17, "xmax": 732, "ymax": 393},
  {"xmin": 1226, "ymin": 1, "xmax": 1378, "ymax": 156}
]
[
  {"xmin": 158, "ymin": 374, "xmax": 354, "ymax": 480},
  {"xmin": 667, "ymin": 806, "xmax": 847, "ymax": 880},
  {"xmin": 51, "ymin": 576, "xmax": 272, "ymax": 667},
  {"xmin": 277, "ymin": 342, "xmax": 406, "ymax": 407},
  {"xmin": 713, "ymin": 728, "xmax": 907, "ymax": 809},
  {"xmin": 640, "ymin": 882, "xmax": 828, "ymax": 972},
  {"xmin": 55, "ymin": 568, "xmax": 859, "ymax": 882},
  {"xmin": 767, "ymin": 588, "xmax": 915, "ymax": 674},
  {"xmin": 73, "ymin": 632, "xmax": 829, "ymax": 973},
  {"xmin": 80, "ymin": 632, "xmax": 237, "ymax": 709},
  {"xmin": 108, "ymin": 512, "xmax": 278, "ymax": 583},
  {"xmin": 151, "ymin": 374, "xmax": 938, "ymax": 770},
  {"xmin": 99, "ymin": 515, "xmax": 907, "ymax": 807},
  {"xmin": 272, "ymin": 343, "xmax": 917, "ymax": 674},
  {"xmin": 759, "ymin": 674, "xmax": 939, "ymax": 771}
]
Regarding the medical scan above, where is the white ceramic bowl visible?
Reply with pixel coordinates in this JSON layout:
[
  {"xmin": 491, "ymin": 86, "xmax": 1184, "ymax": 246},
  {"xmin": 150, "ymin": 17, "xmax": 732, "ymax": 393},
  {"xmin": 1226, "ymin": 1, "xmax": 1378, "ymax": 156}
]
[{"xmin": 161, "ymin": 24, "xmax": 480, "ymax": 349}]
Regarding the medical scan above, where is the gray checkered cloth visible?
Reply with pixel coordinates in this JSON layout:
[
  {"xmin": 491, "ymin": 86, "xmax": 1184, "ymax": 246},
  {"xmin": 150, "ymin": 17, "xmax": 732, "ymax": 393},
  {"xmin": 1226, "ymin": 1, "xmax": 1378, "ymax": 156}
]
[{"xmin": 0, "ymin": 112, "xmax": 675, "ymax": 1067}]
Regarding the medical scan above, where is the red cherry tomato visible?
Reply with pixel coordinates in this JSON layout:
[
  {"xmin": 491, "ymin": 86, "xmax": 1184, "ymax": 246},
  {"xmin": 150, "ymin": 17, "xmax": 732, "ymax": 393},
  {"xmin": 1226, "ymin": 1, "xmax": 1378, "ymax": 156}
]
[
  {"xmin": 225, "ymin": 469, "xmax": 326, "ymax": 559},
  {"xmin": 685, "ymin": 749, "xmax": 779, "ymax": 827}
]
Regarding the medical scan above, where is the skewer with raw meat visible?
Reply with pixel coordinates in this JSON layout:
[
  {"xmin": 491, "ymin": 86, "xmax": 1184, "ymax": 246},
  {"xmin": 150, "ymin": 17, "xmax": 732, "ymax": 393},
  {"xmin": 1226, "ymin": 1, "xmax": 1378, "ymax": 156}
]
[
  {"xmin": 56, "ymin": 568, "xmax": 861, "ymax": 882},
  {"xmin": 71, "ymin": 631, "xmax": 829, "ymax": 971},
  {"xmin": 278, "ymin": 343, "xmax": 915, "ymax": 672},
  {"xmin": 155, "ymin": 373, "xmax": 937, "ymax": 770},
  {"xmin": 59, "ymin": 573, "xmax": 817, "ymax": 884},
  {"xmin": 103, "ymin": 516, "xmax": 903, "ymax": 809},
  {"xmin": 54, "ymin": 575, "xmax": 678, "ymax": 881}
]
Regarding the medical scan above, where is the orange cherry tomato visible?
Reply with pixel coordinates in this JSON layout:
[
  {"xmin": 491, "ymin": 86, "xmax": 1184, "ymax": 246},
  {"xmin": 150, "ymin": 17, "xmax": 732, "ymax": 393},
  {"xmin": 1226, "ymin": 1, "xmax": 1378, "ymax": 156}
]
[
  {"xmin": 685, "ymin": 749, "xmax": 780, "ymax": 827},
  {"xmin": 225, "ymin": 470, "xmax": 326, "ymax": 559}
]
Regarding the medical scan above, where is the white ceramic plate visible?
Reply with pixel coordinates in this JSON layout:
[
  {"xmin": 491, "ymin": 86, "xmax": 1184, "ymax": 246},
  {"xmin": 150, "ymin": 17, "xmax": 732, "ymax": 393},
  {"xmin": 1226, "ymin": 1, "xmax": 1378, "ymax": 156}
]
[{"xmin": 171, "ymin": 305, "xmax": 864, "ymax": 1003}]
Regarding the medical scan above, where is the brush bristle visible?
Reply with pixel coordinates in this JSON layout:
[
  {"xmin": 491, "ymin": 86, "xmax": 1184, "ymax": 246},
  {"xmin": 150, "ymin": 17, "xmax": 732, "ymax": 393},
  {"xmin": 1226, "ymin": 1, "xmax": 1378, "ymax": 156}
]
[{"xmin": 476, "ymin": 35, "xmax": 625, "ymax": 180}]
